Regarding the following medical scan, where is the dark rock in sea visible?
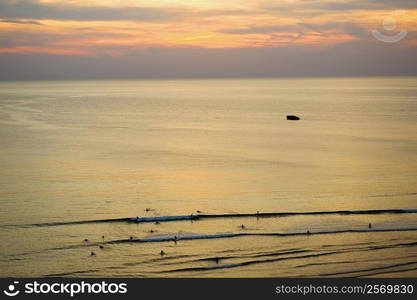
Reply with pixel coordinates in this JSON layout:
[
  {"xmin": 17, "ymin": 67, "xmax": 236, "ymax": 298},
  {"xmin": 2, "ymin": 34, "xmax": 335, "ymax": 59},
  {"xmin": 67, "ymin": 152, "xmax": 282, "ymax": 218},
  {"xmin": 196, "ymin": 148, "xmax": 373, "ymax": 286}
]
[{"xmin": 286, "ymin": 115, "xmax": 300, "ymax": 120}]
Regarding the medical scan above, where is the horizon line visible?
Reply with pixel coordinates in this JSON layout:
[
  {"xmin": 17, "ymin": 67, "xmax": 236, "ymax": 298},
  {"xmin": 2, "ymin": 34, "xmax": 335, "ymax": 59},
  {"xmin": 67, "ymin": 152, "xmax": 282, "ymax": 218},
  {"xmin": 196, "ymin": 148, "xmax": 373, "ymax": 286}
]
[{"xmin": 1, "ymin": 74, "xmax": 417, "ymax": 82}]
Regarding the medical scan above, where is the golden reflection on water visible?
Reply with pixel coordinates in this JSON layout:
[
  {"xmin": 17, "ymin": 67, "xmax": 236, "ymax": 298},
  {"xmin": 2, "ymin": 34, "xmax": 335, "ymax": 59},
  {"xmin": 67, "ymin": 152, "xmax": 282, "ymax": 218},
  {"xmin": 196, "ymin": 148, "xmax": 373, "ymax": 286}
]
[{"xmin": 0, "ymin": 78, "xmax": 416, "ymax": 277}]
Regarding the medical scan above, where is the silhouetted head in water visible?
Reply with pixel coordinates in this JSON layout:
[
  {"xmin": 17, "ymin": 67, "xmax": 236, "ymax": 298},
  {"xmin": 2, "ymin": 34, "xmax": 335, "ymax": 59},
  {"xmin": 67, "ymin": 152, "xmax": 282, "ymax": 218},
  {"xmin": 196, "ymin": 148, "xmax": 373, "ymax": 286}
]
[
  {"xmin": 160, "ymin": 250, "xmax": 165, "ymax": 256},
  {"xmin": 240, "ymin": 224, "xmax": 245, "ymax": 229},
  {"xmin": 150, "ymin": 229, "xmax": 154, "ymax": 233},
  {"xmin": 91, "ymin": 251, "xmax": 96, "ymax": 256},
  {"xmin": 145, "ymin": 208, "xmax": 151, "ymax": 212},
  {"xmin": 369, "ymin": 223, "xmax": 372, "ymax": 228},
  {"xmin": 101, "ymin": 235, "xmax": 104, "ymax": 240},
  {"xmin": 84, "ymin": 239, "xmax": 89, "ymax": 242},
  {"xmin": 215, "ymin": 257, "xmax": 220, "ymax": 264},
  {"xmin": 99, "ymin": 245, "xmax": 104, "ymax": 249},
  {"xmin": 155, "ymin": 221, "xmax": 160, "ymax": 225},
  {"xmin": 307, "ymin": 230, "xmax": 311, "ymax": 235},
  {"xmin": 129, "ymin": 236, "xmax": 133, "ymax": 240}
]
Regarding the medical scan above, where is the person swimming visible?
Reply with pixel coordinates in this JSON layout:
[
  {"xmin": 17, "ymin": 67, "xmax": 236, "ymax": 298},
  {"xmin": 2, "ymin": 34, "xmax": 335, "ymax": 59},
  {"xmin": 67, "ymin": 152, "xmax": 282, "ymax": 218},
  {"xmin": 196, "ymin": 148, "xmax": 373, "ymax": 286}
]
[
  {"xmin": 240, "ymin": 224, "xmax": 245, "ymax": 229},
  {"xmin": 91, "ymin": 251, "xmax": 96, "ymax": 256},
  {"xmin": 160, "ymin": 250, "xmax": 165, "ymax": 256},
  {"xmin": 368, "ymin": 223, "xmax": 372, "ymax": 229}
]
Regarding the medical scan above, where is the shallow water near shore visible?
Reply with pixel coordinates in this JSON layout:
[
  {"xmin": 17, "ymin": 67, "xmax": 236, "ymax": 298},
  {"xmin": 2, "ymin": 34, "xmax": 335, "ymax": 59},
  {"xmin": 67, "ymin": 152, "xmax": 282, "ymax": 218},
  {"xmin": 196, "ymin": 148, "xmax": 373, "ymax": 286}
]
[{"xmin": 0, "ymin": 77, "xmax": 416, "ymax": 277}]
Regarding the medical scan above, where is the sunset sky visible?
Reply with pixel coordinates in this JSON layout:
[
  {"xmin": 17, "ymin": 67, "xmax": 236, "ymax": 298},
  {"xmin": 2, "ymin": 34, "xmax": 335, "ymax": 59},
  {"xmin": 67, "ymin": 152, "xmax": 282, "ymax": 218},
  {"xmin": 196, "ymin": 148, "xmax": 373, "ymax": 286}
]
[{"xmin": 0, "ymin": 0, "xmax": 416, "ymax": 79}]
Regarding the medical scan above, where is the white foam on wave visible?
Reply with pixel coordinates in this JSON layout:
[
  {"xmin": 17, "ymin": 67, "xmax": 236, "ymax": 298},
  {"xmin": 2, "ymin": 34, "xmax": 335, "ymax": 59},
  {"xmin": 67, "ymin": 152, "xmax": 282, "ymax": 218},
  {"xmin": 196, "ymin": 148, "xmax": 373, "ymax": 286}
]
[
  {"xmin": 129, "ymin": 215, "xmax": 198, "ymax": 222},
  {"xmin": 129, "ymin": 233, "xmax": 242, "ymax": 243}
]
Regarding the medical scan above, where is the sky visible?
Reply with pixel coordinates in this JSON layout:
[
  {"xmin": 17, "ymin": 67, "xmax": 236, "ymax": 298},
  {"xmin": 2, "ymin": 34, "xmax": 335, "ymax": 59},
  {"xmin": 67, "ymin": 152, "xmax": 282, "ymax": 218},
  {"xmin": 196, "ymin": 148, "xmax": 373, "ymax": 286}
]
[{"xmin": 0, "ymin": 0, "xmax": 416, "ymax": 80}]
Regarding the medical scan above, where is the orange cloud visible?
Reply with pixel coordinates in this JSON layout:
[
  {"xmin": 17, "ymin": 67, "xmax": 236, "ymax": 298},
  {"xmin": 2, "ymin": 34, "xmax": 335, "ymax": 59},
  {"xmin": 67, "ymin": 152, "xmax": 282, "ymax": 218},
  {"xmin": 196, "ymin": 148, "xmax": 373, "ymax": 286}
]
[{"xmin": 0, "ymin": 1, "xmax": 416, "ymax": 55}]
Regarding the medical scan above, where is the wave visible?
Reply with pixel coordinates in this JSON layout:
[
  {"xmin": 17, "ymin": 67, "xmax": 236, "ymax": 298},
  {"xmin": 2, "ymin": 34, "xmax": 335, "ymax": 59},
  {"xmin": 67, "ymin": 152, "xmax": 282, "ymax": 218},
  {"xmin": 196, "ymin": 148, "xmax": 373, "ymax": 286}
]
[
  {"xmin": 164, "ymin": 251, "xmax": 339, "ymax": 273},
  {"xmin": 320, "ymin": 261, "xmax": 417, "ymax": 277},
  {"xmin": 254, "ymin": 227, "xmax": 417, "ymax": 237},
  {"xmin": 45, "ymin": 239, "xmax": 417, "ymax": 276},
  {"xmin": 189, "ymin": 249, "xmax": 310, "ymax": 265},
  {"xmin": 110, "ymin": 233, "xmax": 242, "ymax": 244},
  {"xmin": 199, "ymin": 208, "xmax": 417, "ymax": 219},
  {"xmin": 6, "ymin": 208, "xmax": 417, "ymax": 228},
  {"xmin": 102, "ymin": 227, "xmax": 417, "ymax": 245},
  {"xmin": 128, "ymin": 215, "xmax": 199, "ymax": 223},
  {"xmin": 161, "ymin": 240, "xmax": 417, "ymax": 274},
  {"xmin": 355, "ymin": 266, "xmax": 417, "ymax": 277}
]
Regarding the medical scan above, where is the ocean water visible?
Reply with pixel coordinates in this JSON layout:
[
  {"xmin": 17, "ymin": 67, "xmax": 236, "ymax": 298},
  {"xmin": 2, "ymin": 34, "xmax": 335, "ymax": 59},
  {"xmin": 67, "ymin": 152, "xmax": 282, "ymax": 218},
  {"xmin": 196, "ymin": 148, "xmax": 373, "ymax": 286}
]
[{"xmin": 0, "ymin": 77, "xmax": 416, "ymax": 277}]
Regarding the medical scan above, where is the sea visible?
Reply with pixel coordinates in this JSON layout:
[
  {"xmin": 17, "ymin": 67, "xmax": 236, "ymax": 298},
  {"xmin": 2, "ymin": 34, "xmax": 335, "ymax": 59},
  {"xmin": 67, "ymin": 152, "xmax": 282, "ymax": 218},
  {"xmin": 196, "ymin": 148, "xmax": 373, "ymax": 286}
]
[{"xmin": 0, "ymin": 77, "xmax": 416, "ymax": 277}]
